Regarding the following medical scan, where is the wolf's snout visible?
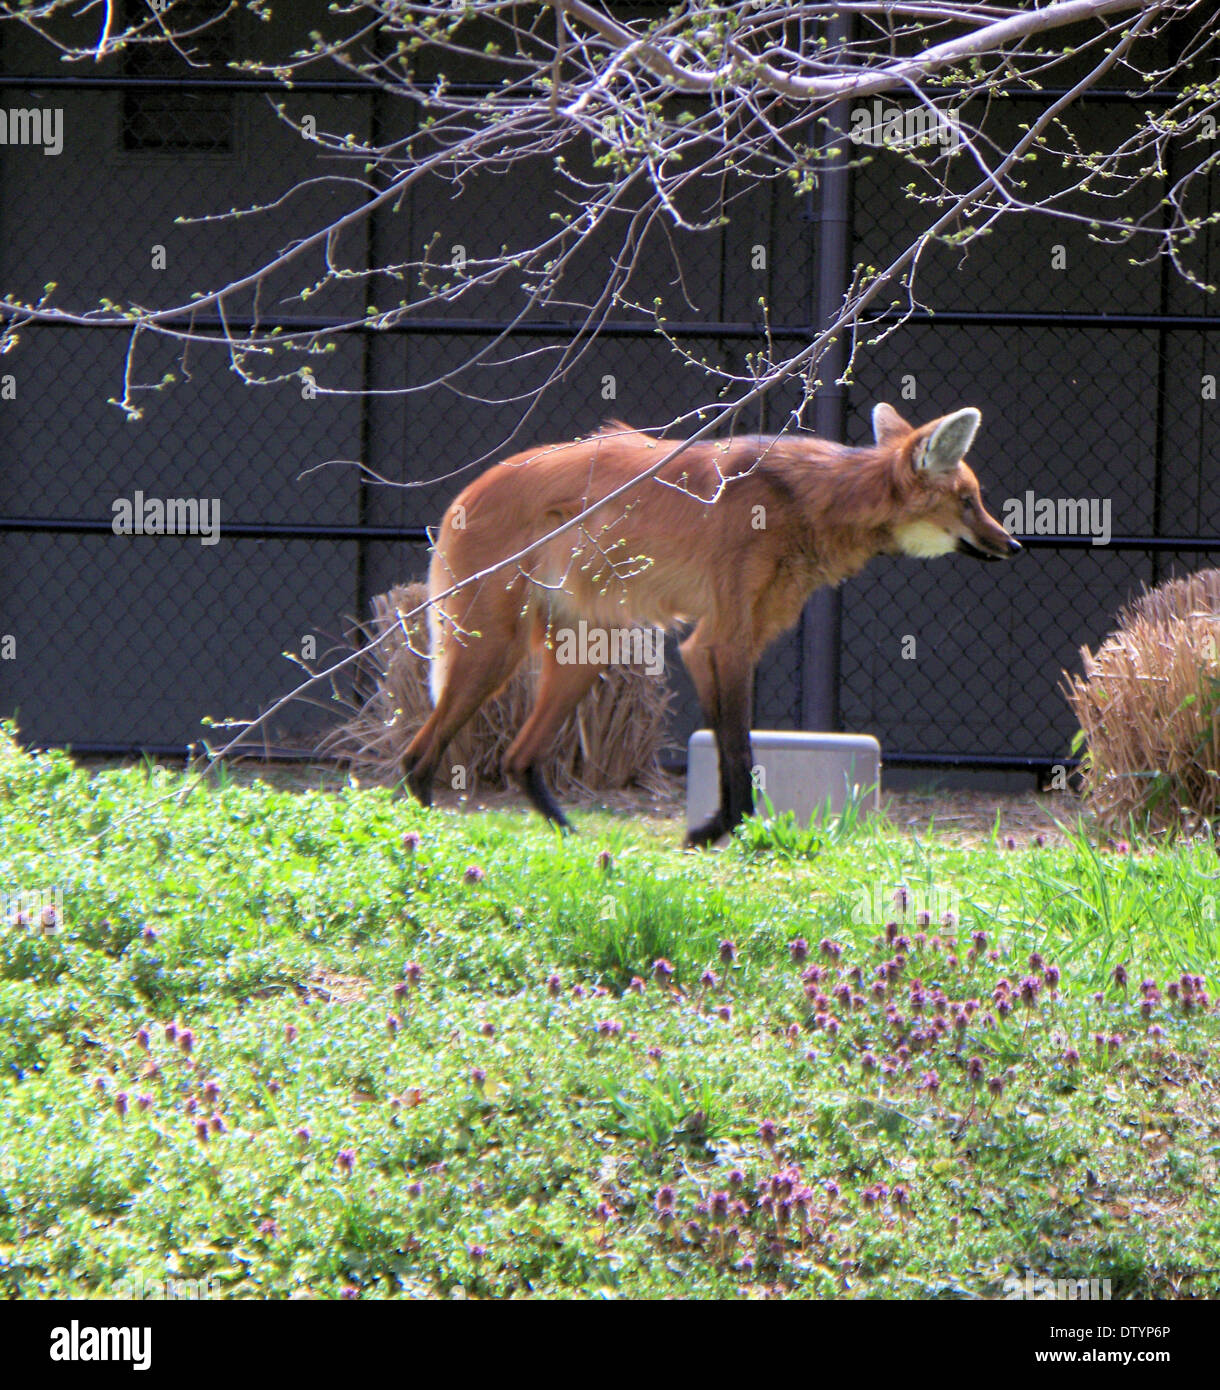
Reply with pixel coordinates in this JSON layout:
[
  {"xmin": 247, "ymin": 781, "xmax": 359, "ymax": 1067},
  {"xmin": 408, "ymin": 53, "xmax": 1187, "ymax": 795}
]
[{"xmin": 957, "ymin": 533, "xmax": 1021, "ymax": 562}]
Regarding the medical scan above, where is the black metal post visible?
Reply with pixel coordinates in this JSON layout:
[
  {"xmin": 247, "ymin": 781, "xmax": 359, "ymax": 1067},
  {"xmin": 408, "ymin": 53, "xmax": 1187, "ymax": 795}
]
[{"xmin": 800, "ymin": 14, "xmax": 852, "ymax": 732}]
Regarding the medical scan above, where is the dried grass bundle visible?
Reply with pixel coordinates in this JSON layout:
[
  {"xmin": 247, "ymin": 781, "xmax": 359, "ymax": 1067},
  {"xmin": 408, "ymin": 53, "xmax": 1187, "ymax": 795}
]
[
  {"xmin": 1063, "ymin": 569, "xmax": 1220, "ymax": 833},
  {"xmin": 323, "ymin": 583, "xmax": 675, "ymax": 797}
]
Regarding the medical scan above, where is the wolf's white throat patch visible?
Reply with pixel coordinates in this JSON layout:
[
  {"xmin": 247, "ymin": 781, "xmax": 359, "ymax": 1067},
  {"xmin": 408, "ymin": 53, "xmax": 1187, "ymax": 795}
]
[{"xmin": 894, "ymin": 521, "xmax": 958, "ymax": 558}]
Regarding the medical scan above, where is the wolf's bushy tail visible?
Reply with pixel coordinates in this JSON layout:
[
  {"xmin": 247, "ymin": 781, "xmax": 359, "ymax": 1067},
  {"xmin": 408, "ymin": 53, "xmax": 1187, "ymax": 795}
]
[{"xmin": 426, "ymin": 546, "xmax": 451, "ymax": 707}]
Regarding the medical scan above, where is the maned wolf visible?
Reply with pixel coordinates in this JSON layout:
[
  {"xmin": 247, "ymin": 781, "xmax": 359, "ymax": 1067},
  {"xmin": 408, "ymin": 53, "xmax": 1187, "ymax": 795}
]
[{"xmin": 402, "ymin": 403, "xmax": 1020, "ymax": 845}]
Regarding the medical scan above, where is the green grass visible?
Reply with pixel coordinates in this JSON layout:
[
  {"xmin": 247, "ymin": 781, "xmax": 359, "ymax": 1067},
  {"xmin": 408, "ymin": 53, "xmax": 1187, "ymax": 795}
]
[{"xmin": 2, "ymin": 723, "xmax": 1220, "ymax": 1299}]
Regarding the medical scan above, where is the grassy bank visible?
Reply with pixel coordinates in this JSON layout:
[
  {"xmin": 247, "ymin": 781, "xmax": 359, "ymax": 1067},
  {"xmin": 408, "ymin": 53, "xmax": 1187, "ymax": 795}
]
[{"xmin": 1, "ymin": 728, "xmax": 1217, "ymax": 1298}]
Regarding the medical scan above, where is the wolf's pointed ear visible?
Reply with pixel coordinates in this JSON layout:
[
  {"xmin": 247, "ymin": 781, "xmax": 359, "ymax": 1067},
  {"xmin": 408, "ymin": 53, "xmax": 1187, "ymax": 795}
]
[
  {"xmin": 872, "ymin": 402, "xmax": 911, "ymax": 446},
  {"xmin": 914, "ymin": 407, "xmax": 981, "ymax": 474}
]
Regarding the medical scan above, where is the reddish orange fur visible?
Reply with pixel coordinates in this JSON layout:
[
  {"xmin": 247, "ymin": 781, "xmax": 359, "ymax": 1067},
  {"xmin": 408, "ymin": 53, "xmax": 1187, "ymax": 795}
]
[{"xmin": 402, "ymin": 405, "xmax": 1016, "ymax": 842}]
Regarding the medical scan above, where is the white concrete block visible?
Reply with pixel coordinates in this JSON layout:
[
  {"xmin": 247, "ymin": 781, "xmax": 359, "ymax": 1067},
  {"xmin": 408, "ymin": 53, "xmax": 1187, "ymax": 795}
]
[{"xmin": 686, "ymin": 730, "xmax": 882, "ymax": 830}]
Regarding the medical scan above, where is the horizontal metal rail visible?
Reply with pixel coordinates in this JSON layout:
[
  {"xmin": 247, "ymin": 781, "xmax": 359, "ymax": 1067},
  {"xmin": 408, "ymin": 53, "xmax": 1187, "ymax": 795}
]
[
  {"xmin": 55, "ymin": 741, "xmax": 1081, "ymax": 776},
  {"xmin": 5, "ymin": 310, "xmax": 1220, "ymax": 334},
  {"xmin": 881, "ymin": 752, "xmax": 1079, "ymax": 773},
  {"xmin": 50, "ymin": 741, "xmax": 1082, "ymax": 775},
  {"xmin": 0, "ymin": 75, "xmax": 379, "ymax": 93},
  {"xmin": 1015, "ymin": 536, "xmax": 1220, "ymax": 552},
  {"xmin": 59, "ymin": 741, "xmax": 330, "ymax": 762},
  {"xmin": 0, "ymin": 517, "xmax": 430, "ymax": 541},
  {"xmin": 3, "ymin": 516, "xmax": 1219, "ymax": 551}
]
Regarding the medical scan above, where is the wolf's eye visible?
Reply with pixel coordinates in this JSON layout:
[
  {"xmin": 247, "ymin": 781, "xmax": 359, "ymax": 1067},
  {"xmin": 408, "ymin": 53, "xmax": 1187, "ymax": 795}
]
[{"xmin": 962, "ymin": 496, "xmax": 975, "ymax": 514}]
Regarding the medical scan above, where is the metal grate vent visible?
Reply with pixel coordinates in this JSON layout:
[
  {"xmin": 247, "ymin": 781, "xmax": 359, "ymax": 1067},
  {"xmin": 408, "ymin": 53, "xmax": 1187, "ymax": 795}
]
[{"xmin": 120, "ymin": 1, "xmax": 235, "ymax": 153}]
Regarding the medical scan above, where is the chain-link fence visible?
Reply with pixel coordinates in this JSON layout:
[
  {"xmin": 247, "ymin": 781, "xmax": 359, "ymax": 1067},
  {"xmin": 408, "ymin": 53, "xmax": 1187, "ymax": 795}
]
[{"xmin": 1, "ymin": 24, "xmax": 1218, "ymax": 777}]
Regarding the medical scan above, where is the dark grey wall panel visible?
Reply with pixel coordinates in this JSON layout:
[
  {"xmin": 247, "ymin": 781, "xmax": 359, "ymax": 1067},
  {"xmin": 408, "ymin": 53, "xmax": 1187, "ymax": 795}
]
[
  {"xmin": 1157, "ymin": 333, "xmax": 1219, "ymax": 537},
  {"xmin": 852, "ymin": 101, "xmax": 1164, "ymax": 317},
  {"xmin": 0, "ymin": 534, "xmax": 360, "ymax": 747},
  {"xmin": 0, "ymin": 330, "xmax": 365, "ymax": 525}
]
